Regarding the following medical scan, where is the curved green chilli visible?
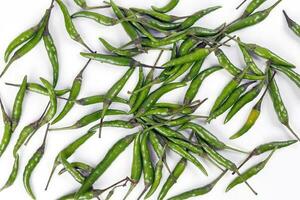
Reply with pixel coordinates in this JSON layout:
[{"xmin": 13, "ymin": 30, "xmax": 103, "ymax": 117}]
[
  {"xmin": 184, "ymin": 66, "xmax": 222, "ymax": 104},
  {"xmin": 145, "ymin": 146, "xmax": 165, "ymax": 198},
  {"xmin": 167, "ymin": 141, "xmax": 207, "ymax": 175},
  {"xmin": 214, "ymin": 49, "xmax": 265, "ymax": 80},
  {"xmin": 230, "ymin": 72, "xmax": 275, "ymax": 139},
  {"xmin": 99, "ymin": 38, "xmax": 141, "ymax": 57},
  {"xmin": 56, "ymin": 0, "xmax": 92, "ymax": 51},
  {"xmin": 151, "ymin": 0, "xmax": 179, "ymax": 13},
  {"xmin": 23, "ymin": 124, "xmax": 49, "ymax": 199},
  {"xmin": 271, "ymin": 64, "xmax": 300, "ymax": 88},
  {"xmin": 52, "ymin": 59, "xmax": 91, "ymax": 125},
  {"xmin": 0, "ymin": 9, "xmax": 50, "ymax": 78},
  {"xmin": 39, "ymin": 78, "xmax": 57, "ymax": 126},
  {"xmin": 241, "ymin": 0, "xmax": 267, "ymax": 18},
  {"xmin": 59, "ymin": 154, "xmax": 86, "ymax": 184},
  {"xmin": 178, "ymin": 6, "xmax": 222, "ymax": 30},
  {"xmin": 239, "ymin": 41, "xmax": 295, "ymax": 68},
  {"xmin": 5, "ymin": 82, "xmax": 70, "ymax": 97},
  {"xmin": 169, "ymin": 137, "xmax": 204, "ymax": 156},
  {"xmin": 141, "ymin": 117, "xmax": 184, "ymax": 139},
  {"xmin": 225, "ymin": 0, "xmax": 281, "ymax": 34},
  {"xmin": 210, "ymin": 69, "xmax": 248, "ymax": 114},
  {"xmin": 208, "ymin": 81, "xmax": 255, "ymax": 122},
  {"xmin": 168, "ymin": 170, "xmax": 227, "ymax": 200},
  {"xmin": 123, "ymin": 132, "xmax": 142, "ymax": 200},
  {"xmin": 45, "ymin": 129, "xmax": 96, "ymax": 190},
  {"xmin": 128, "ymin": 50, "xmax": 165, "ymax": 113},
  {"xmin": 283, "ymin": 10, "xmax": 300, "ymax": 37},
  {"xmin": 226, "ymin": 150, "xmax": 275, "ymax": 192},
  {"xmin": 163, "ymin": 48, "xmax": 213, "ymax": 68},
  {"xmin": 43, "ymin": 23, "xmax": 59, "ymax": 87},
  {"xmin": 183, "ymin": 58, "xmax": 205, "ymax": 82},
  {"xmin": 136, "ymin": 82, "xmax": 186, "ymax": 117},
  {"xmin": 130, "ymin": 7, "xmax": 185, "ymax": 22},
  {"xmin": 11, "ymin": 75, "xmax": 27, "ymax": 132},
  {"xmin": 236, "ymin": 140, "xmax": 297, "ymax": 172},
  {"xmin": 80, "ymin": 52, "xmax": 163, "ymax": 69},
  {"xmin": 98, "ymin": 67, "xmax": 135, "ymax": 137},
  {"xmin": 110, "ymin": 0, "xmax": 139, "ymax": 42},
  {"xmin": 267, "ymin": 70, "xmax": 300, "ymax": 141},
  {"xmin": 0, "ymin": 98, "xmax": 12, "ymax": 157},
  {"xmin": 50, "ymin": 109, "xmax": 128, "ymax": 131},
  {"xmin": 238, "ymin": 38, "xmax": 263, "ymax": 75},
  {"xmin": 137, "ymin": 132, "xmax": 154, "ymax": 199},
  {"xmin": 137, "ymin": 17, "xmax": 180, "ymax": 31},
  {"xmin": 128, "ymin": 67, "xmax": 144, "ymax": 108},
  {"xmin": 76, "ymin": 95, "xmax": 128, "ymax": 106},
  {"xmin": 74, "ymin": 133, "xmax": 136, "ymax": 198},
  {"xmin": 158, "ymin": 158, "xmax": 187, "ymax": 200},
  {"xmin": 4, "ymin": 24, "xmax": 39, "ymax": 62},
  {"xmin": 179, "ymin": 122, "xmax": 227, "ymax": 150},
  {"xmin": 71, "ymin": 11, "xmax": 119, "ymax": 26},
  {"xmin": 224, "ymin": 81, "xmax": 264, "ymax": 123}
]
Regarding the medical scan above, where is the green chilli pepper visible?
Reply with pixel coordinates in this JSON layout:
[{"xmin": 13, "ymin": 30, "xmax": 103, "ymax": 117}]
[
  {"xmin": 52, "ymin": 59, "xmax": 91, "ymax": 125},
  {"xmin": 11, "ymin": 75, "xmax": 27, "ymax": 132},
  {"xmin": 123, "ymin": 132, "xmax": 142, "ymax": 200},
  {"xmin": 50, "ymin": 109, "xmax": 128, "ymax": 131},
  {"xmin": 43, "ymin": 22, "xmax": 59, "ymax": 87},
  {"xmin": 215, "ymin": 49, "xmax": 265, "ymax": 80},
  {"xmin": 71, "ymin": 11, "xmax": 120, "ymax": 26},
  {"xmin": 0, "ymin": 9, "xmax": 51, "ymax": 78},
  {"xmin": 23, "ymin": 124, "xmax": 50, "ymax": 199},
  {"xmin": 283, "ymin": 10, "xmax": 300, "ymax": 38},
  {"xmin": 158, "ymin": 158, "xmax": 187, "ymax": 200},
  {"xmin": 178, "ymin": 6, "xmax": 222, "ymax": 30},
  {"xmin": 5, "ymin": 82, "xmax": 70, "ymax": 97},
  {"xmin": 74, "ymin": 133, "xmax": 136, "ymax": 198},
  {"xmin": 168, "ymin": 170, "xmax": 227, "ymax": 200},
  {"xmin": 98, "ymin": 67, "xmax": 135, "ymax": 137},
  {"xmin": 238, "ymin": 41, "xmax": 295, "ymax": 68},
  {"xmin": 136, "ymin": 82, "xmax": 186, "ymax": 117},
  {"xmin": 267, "ymin": 70, "xmax": 300, "ymax": 141},
  {"xmin": 4, "ymin": 24, "xmax": 39, "ymax": 62},
  {"xmin": 76, "ymin": 95, "xmax": 128, "ymax": 106},
  {"xmin": 208, "ymin": 81, "xmax": 255, "ymax": 122},
  {"xmin": 184, "ymin": 66, "xmax": 222, "ymax": 104},
  {"xmin": 0, "ymin": 98, "xmax": 12, "ymax": 158},
  {"xmin": 225, "ymin": 0, "xmax": 281, "ymax": 34},
  {"xmin": 128, "ymin": 67, "xmax": 144, "ymax": 108},
  {"xmin": 240, "ymin": 0, "xmax": 267, "ymax": 18},
  {"xmin": 137, "ymin": 131, "xmax": 154, "ymax": 199},
  {"xmin": 151, "ymin": 0, "xmax": 179, "ymax": 13},
  {"xmin": 224, "ymin": 80, "xmax": 264, "ymax": 123},
  {"xmin": 166, "ymin": 141, "xmax": 207, "ymax": 175},
  {"xmin": 236, "ymin": 140, "xmax": 297, "ymax": 172},
  {"xmin": 99, "ymin": 38, "xmax": 142, "ymax": 57},
  {"xmin": 56, "ymin": 0, "xmax": 92, "ymax": 51},
  {"xmin": 226, "ymin": 150, "xmax": 275, "ymax": 192}
]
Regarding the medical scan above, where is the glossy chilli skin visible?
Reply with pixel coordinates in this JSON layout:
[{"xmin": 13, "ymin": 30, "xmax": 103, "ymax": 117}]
[
  {"xmin": 151, "ymin": 0, "xmax": 179, "ymax": 13},
  {"xmin": 226, "ymin": 150, "xmax": 275, "ymax": 192},
  {"xmin": 71, "ymin": 11, "xmax": 120, "ymax": 26},
  {"xmin": 271, "ymin": 64, "xmax": 300, "ymax": 88},
  {"xmin": 11, "ymin": 76, "xmax": 27, "ymax": 132},
  {"xmin": 283, "ymin": 10, "xmax": 300, "ymax": 37},
  {"xmin": 158, "ymin": 158, "xmax": 187, "ymax": 200},
  {"xmin": 52, "ymin": 60, "xmax": 91, "ymax": 125},
  {"xmin": 43, "ymin": 23, "xmax": 59, "ymax": 87},
  {"xmin": 241, "ymin": 0, "xmax": 267, "ymax": 18},
  {"xmin": 74, "ymin": 133, "xmax": 136, "ymax": 199},
  {"xmin": 0, "ymin": 98, "xmax": 12, "ymax": 158},
  {"xmin": 23, "ymin": 124, "xmax": 50, "ymax": 199}
]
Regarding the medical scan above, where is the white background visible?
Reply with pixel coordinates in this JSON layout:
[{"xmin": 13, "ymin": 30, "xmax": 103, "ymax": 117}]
[{"xmin": 0, "ymin": 0, "xmax": 300, "ymax": 199}]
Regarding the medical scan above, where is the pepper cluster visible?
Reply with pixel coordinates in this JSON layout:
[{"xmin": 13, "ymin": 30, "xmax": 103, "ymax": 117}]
[{"xmin": 0, "ymin": 0, "xmax": 299, "ymax": 199}]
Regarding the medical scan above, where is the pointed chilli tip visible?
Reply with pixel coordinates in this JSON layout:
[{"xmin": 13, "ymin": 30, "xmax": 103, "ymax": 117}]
[{"xmin": 283, "ymin": 10, "xmax": 295, "ymax": 28}]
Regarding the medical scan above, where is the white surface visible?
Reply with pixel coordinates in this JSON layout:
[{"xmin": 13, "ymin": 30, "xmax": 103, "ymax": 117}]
[{"xmin": 0, "ymin": 0, "xmax": 299, "ymax": 199}]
